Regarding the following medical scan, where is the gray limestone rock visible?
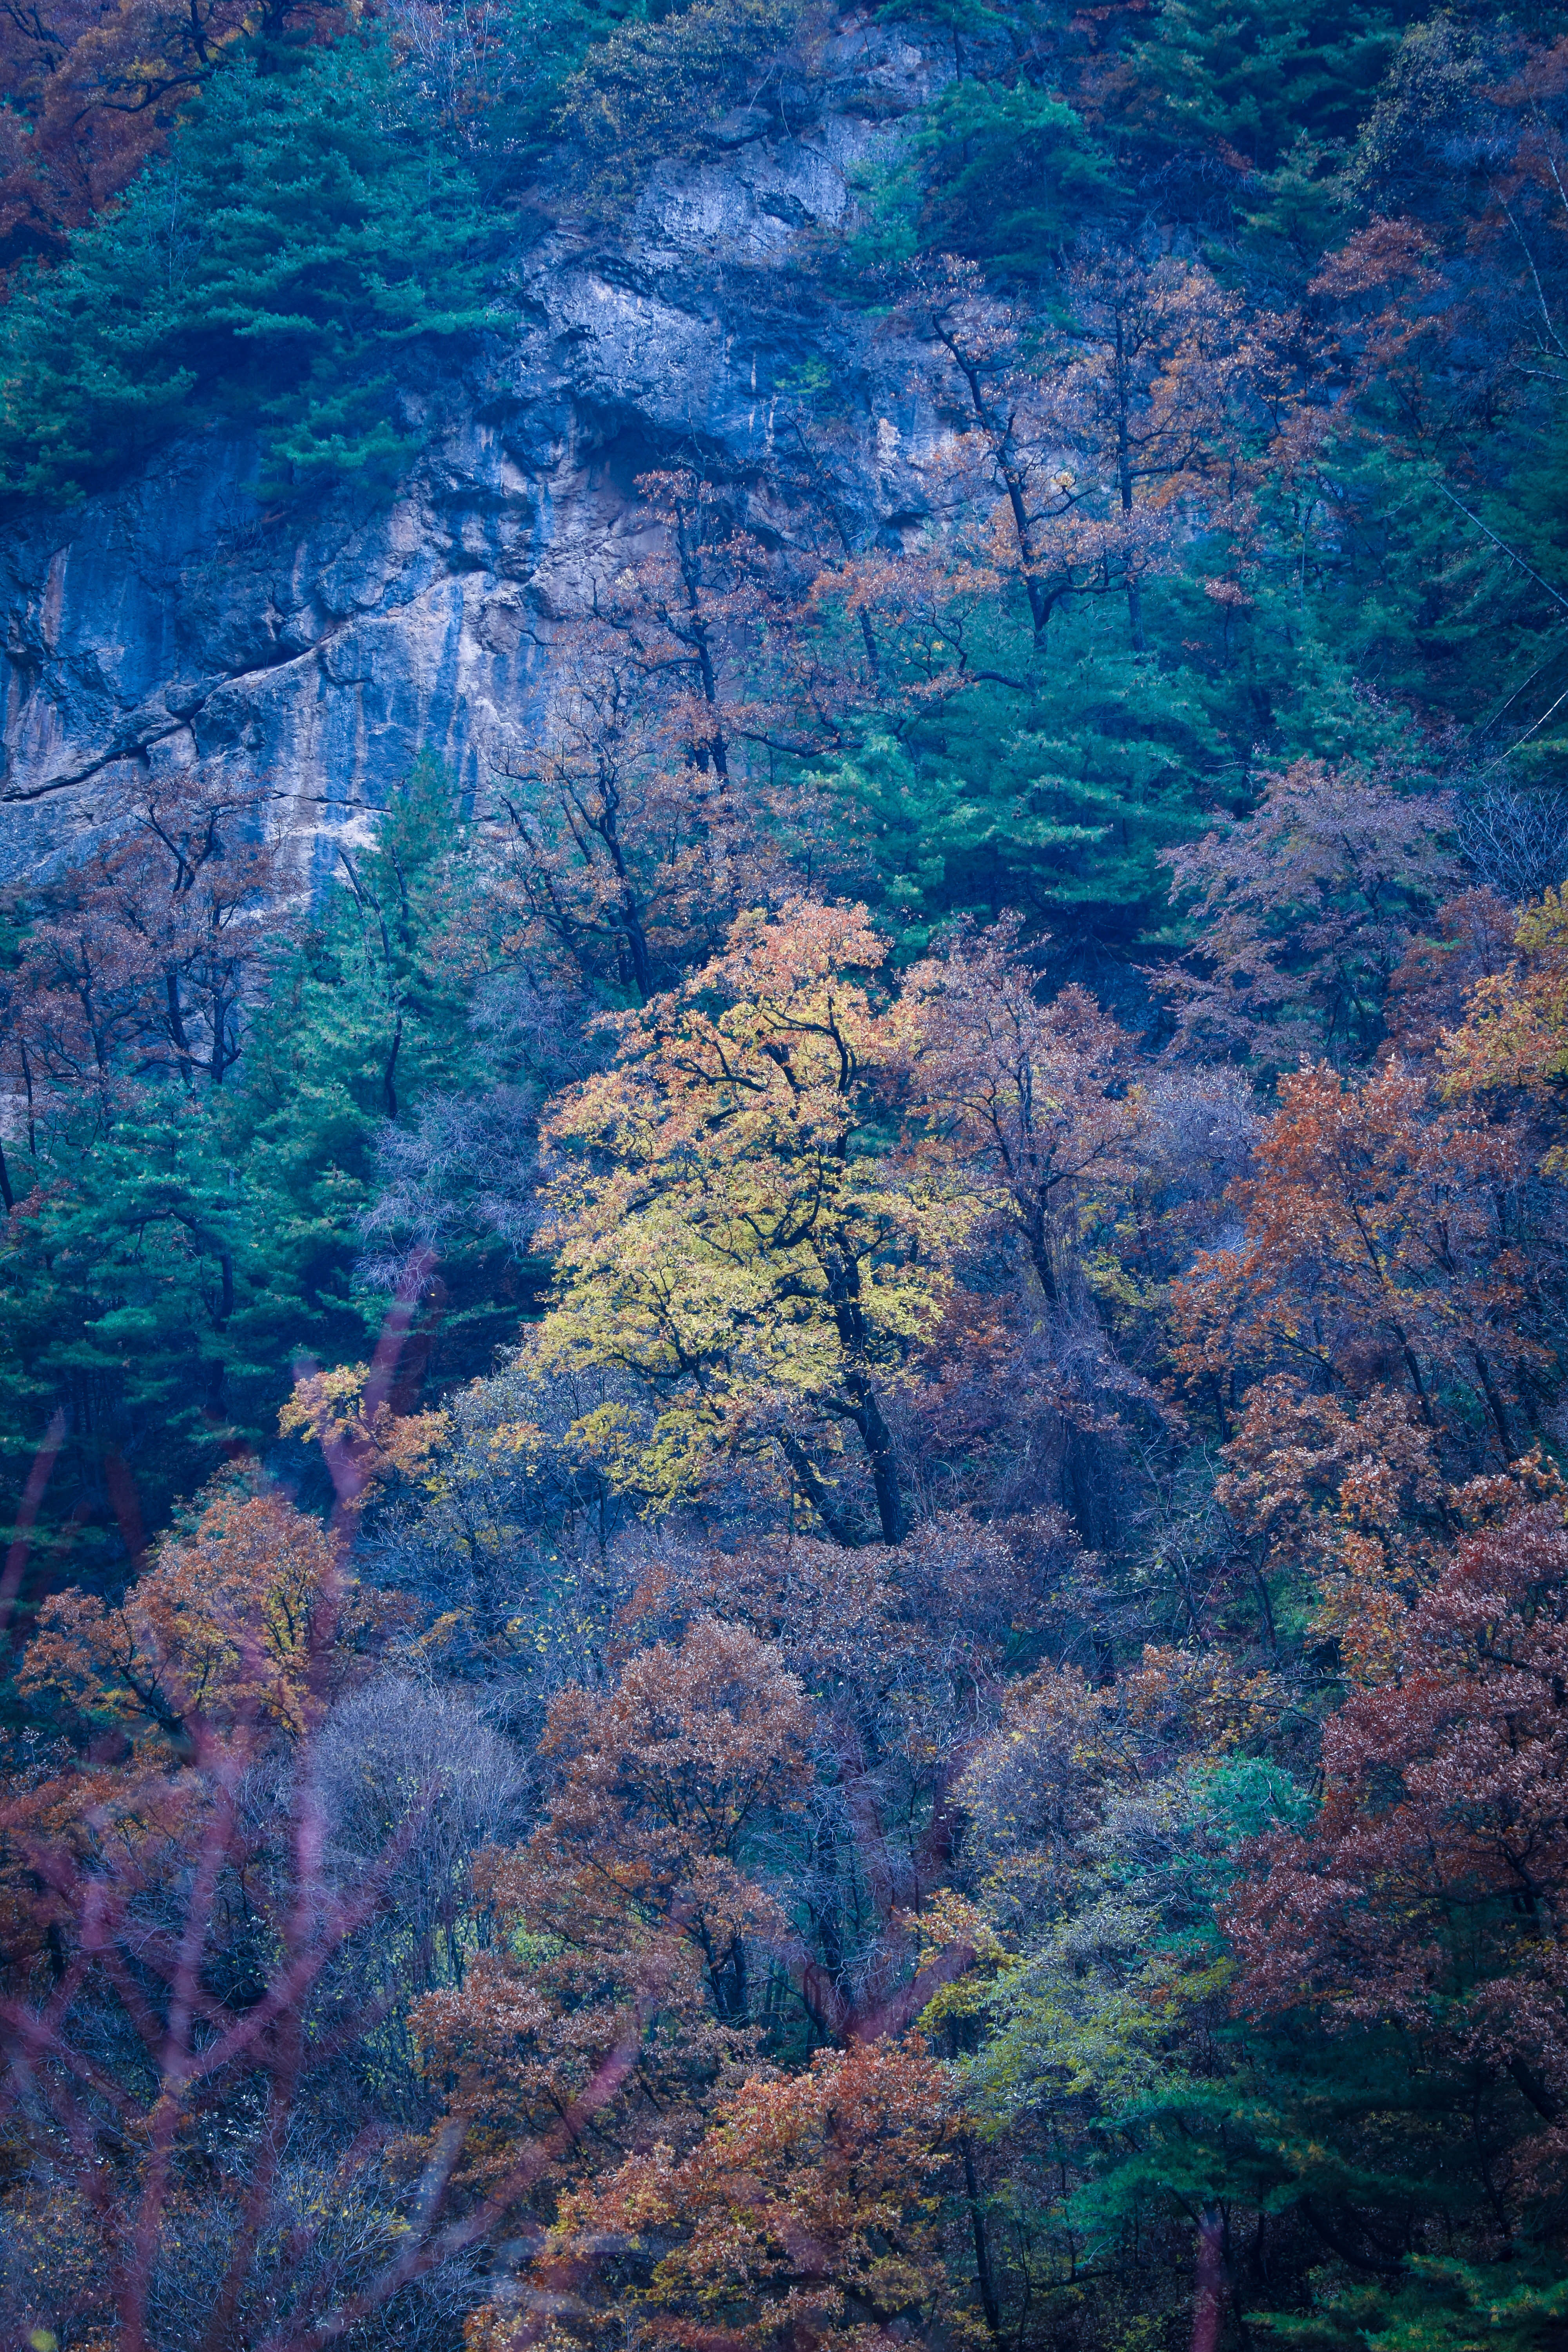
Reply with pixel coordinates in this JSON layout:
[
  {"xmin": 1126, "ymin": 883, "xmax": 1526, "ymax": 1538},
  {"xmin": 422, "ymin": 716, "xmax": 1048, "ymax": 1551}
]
[{"xmin": 0, "ymin": 16, "xmax": 948, "ymax": 883}]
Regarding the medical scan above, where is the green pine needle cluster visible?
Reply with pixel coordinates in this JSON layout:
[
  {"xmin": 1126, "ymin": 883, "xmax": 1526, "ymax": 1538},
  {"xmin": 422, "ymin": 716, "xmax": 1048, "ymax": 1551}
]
[{"xmin": 0, "ymin": 36, "xmax": 497, "ymax": 506}]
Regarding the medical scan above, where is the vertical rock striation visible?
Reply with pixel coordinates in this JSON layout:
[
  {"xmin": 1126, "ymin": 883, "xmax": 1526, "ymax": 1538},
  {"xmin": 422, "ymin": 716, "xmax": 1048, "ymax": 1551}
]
[{"xmin": 0, "ymin": 18, "xmax": 945, "ymax": 880}]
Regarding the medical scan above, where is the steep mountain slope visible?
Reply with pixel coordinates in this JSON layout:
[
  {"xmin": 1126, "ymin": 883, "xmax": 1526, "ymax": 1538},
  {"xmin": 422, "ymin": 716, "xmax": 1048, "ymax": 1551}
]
[{"xmin": 0, "ymin": 16, "xmax": 940, "ymax": 880}]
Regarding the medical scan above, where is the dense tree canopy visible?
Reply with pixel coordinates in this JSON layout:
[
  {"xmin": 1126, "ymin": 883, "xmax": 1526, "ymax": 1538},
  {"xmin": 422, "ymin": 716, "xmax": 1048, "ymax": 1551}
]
[{"xmin": 6, "ymin": 0, "xmax": 1568, "ymax": 2346}]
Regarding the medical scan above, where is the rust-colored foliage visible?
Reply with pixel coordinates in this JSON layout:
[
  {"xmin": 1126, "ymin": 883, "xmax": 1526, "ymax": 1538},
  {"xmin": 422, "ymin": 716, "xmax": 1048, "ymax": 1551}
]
[
  {"xmin": 0, "ymin": 1465, "xmax": 464, "ymax": 2344},
  {"xmin": 1229, "ymin": 1502, "xmax": 1568, "ymax": 2184},
  {"xmin": 1214, "ymin": 1378, "xmax": 1450, "ymax": 1677},
  {"xmin": 18, "ymin": 1477, "xmax": 361, "ymax": 1744},
  {"xmin": 413, "ymin": 1619, "xmax": 812, "ymax": 2191},
  {"xmin": 1173, "ymin": 1060, "xmax": 1537, "ymax": 1458},
  {"xmin": 0, "ymin": 0, "xmax": 344, "ymax": 269},
  {"xmin": 906, "ymin": 252, "xmax": 1260, "ymax": 653},
  {"xmin": 902, "ymin": 920, "xmax": 1142, "ymax": 1311},
  {"xmin": 470, "ymin": 2038, "xmax": 961, "ymax": 2352},
  {"xmin": 1384, "ymin": 889, "xmax": 1519, "ymax": 1064},
  {"xmin": 1161, "ymin": 760, "xmax": 1459, "ymax": 1073},
  {"xmin": 12, "ymin": 16, "xmax": 1568, "ymax": 2351},
  {"xmin": 0, "ymin": 773, "xmax": 283, "ymax": 1160},
  {"xmin": 613, "ymin": 1513, "xmax": 1070, "ymax": 2036}
]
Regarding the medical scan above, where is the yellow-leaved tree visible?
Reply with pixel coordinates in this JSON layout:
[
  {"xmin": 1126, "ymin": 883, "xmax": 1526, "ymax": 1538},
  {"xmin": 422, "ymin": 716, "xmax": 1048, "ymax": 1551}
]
[
  {"xmin": 1443, "ymin": 884, "xmax": 1568, "ymax": 1169},
  {"xmin": 521, "ymin": 899, "xmax": 981, "ymax": 1544}
]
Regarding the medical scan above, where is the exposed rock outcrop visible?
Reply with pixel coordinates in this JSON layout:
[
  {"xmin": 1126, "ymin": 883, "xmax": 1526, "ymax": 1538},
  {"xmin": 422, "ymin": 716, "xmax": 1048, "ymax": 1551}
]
[{"xmin": 0, "ymin": 16, "xmax": 946, "ymax": 882}]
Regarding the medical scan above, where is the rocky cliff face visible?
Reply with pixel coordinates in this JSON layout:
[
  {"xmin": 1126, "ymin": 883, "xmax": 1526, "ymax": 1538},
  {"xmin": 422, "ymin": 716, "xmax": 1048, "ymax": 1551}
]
[{"xmin": 0, "ymin": 15, "xmax": 945, "ymax": 884}]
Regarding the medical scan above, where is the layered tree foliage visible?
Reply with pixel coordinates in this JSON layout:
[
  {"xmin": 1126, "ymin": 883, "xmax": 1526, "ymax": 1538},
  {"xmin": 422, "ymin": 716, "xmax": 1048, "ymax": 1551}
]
[
  {"xmin": 8, "ymin": 1, "xmax": 1568, "ymax": 2348},
  {"xmin": 0, "ymin": 35, "xmax": 496, "ymax": 499},
  {"xmin": 526, "ymin": 901, "xmax": 980, "ymax": 1544},
  {"xmin": 0, "ymin": 0, "xmax": 345, "ymax": 265}
]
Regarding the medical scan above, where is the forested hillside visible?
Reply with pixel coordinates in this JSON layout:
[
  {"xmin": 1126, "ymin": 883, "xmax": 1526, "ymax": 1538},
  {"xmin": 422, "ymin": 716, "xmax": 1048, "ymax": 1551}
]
[{"xmin": 4, "ymin": 0, "xmax": 1568, "ymax": 2344}]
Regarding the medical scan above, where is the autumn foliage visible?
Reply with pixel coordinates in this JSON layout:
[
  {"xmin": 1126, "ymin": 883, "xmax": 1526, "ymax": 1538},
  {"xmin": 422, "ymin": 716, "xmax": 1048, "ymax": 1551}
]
[
  {"xmin": 1230, "ymin": 1501, "xmax": 1568, "ymax": 2190},
  {"xmin": 526, "ymin": 901, "xmax": 980, "ymax": 1544},
  {"xmin": 10, "ymin": 3, "xmax": 1568, "ymax": 2347},
  {"xmin": 0, "ymin": 0, "xmax": 344, "ymax": 265},
  {"xmin": 478, "ymin": 2039, "xmax": 960, "ymax": 2352}
]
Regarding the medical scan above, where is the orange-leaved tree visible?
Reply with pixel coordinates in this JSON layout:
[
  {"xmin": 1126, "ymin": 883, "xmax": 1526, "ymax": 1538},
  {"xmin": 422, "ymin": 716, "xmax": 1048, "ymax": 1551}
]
[
  {"xmin": 1161, "ymin": 760, "xmax": 1459, "ymax": 1074},
  {"xmin": 1227, "ymin": 1500, "xmax": 1568, "ymax": 2183},
  {"xmin": 0, "ymin": 1479, "xmax": 479, "ymax": 2347},
  {"xmin": 523, "ymin": 900, "xmax": 981, "ymax": 1544},
  {"xmin": 613, "ymin": 1513, "xmax": 1069, "ymax": 2038},
  {"xmin": 0, "ymin": 0, "xmax": 345, "ymax": 270},
  {"xmin": 468, "ymin": 2037, "xmax": 962, "ymax": 2352},
  {"xmin": 0, "ymin": 770, "xmax": 283, "ymax": 1164},
  {"xmin": 1172, "ymin": 1060, "xmax": 1537, "ymax": 1460},
  {"xmin": 901, "ymin": 920, "xmax": 1142, "ymax": 1312},
  {"xmin": 18, "ymin": 1475, "xmax": 364, "ymax": 1747},
  {"xmin": 1212, "ymin": 1377, "xmax": 1450, "ymax": 1674},
  {"xmin": 413, "ymin": 1618, "xmax": 813, "ymax": 2196}
]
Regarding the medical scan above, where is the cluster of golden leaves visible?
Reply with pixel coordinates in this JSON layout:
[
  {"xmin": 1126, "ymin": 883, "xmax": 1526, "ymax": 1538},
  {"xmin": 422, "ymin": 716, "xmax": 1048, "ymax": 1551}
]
[{"xmin": 525, "ymin": 901, "xmax": 981, "ymax": 1528}]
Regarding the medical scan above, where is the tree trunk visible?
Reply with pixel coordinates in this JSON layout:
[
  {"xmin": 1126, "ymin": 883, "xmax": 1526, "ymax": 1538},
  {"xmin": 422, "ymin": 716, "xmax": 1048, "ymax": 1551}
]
[
  {"xmin": 962, "ymin": 2137, "xmax": 1003, "ymax": 2345},
  {"xmin": 1114, "ymin": 313, "xmax": 1146, "ymax": 654},
  {"xmin": 1026, "ymin": 1213, "xmax": 1059, "ymax": 1307},
  {"xmin": 1471, "ymin": 1345, "xmax": 1515, "ymax": 1458},
  {"xmin": 383, "ymin": 1010, "xmax": 403, "ymax": 1120},
  {"xmin": 1191, "ymin": 2208, "xmax": 1225, "ymax": 2352},
  {"xmin": 780, "ymin": 1432, "xmax": 863, "ymax": 1547},
  {"xmin": 846, "ymin": 1370, "xmax": 905, "ymax": 1544}
]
